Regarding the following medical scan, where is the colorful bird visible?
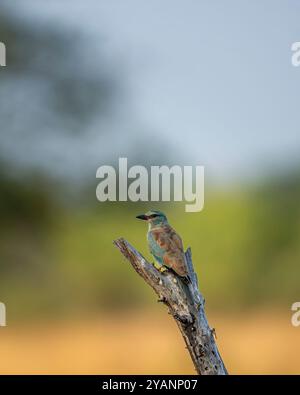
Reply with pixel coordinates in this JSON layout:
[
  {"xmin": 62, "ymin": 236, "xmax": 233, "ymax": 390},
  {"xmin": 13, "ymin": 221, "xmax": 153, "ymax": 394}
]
[{"xmin": 136, "ymin": 210, "xmax": 190, "ymax": 283}]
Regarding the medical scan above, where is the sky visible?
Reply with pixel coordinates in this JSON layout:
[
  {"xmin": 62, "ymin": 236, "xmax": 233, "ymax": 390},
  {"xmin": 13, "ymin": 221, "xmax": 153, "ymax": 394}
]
[{"xmin": 3, "ymin": 0, "xmax": 300, "ymax": 183}]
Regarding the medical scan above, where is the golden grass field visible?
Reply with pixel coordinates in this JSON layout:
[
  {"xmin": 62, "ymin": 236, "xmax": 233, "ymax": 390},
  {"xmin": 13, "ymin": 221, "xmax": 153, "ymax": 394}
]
[{"xmin": 0, "ymin": 308, "xmax": 299, "ymax": 374}]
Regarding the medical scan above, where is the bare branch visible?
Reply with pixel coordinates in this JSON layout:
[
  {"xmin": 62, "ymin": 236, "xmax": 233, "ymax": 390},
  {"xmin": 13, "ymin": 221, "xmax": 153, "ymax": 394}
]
[{"xmin": 114, "ymin": 237, "xmax": 228, "ymax": 375}]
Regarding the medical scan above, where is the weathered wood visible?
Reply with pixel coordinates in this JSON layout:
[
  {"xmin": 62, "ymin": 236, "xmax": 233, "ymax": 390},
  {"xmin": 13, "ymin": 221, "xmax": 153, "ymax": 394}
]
[{"xmin": 114, "ymin": 237, "xmax": 228, "ymax": 375}]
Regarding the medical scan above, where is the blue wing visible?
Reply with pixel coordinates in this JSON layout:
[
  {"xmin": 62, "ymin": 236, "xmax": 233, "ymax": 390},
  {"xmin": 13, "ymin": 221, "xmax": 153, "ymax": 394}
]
[{"xmin": 147, "ymin": 231, "xmax": 164, "ymax": 265}]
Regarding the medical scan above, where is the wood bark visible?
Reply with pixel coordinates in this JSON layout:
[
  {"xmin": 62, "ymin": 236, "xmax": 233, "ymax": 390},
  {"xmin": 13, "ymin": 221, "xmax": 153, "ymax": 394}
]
[{"xmin": 114, "ymin": 237, "xmax": 228, "ymax": 375}]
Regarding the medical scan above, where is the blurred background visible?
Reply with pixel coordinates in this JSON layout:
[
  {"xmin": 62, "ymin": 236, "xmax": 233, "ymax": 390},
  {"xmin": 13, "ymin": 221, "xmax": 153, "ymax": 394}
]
[{"xmin": 0, "ymin": 0, "xmax": 300, "ymax": 374}]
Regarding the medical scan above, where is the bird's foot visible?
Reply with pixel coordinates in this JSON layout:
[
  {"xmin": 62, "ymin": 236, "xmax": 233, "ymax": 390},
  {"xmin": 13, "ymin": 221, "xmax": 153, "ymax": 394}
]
[
  {"xmin": 159, "ymin": 265, "xmax": 168, "ymax": 274},
  {"xmin": 152, "ymin": 262, "xmax": 168, "ymax": 274}
]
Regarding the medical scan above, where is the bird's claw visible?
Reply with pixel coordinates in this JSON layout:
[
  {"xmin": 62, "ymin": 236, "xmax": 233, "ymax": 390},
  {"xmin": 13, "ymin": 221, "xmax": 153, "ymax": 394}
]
[
  {"xmin": 159, "ymin": 266, "xmax": 168, "ymax": 274},
  {"xmin": 152, "ymin": 262, "xmax": 168, "ymax": 274}
]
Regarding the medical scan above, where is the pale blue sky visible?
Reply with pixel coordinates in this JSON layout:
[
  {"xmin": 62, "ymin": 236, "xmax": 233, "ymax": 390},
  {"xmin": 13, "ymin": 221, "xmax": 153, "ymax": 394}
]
[{"xmin": 5, "ymin": 0, "xmax": 300, "ymax": 183}]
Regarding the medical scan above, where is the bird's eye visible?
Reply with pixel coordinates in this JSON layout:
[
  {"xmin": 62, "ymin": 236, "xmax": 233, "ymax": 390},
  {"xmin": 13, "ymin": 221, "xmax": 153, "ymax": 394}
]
[{"xmin": 150, "ymin": 214, "xmax": 158, "ymax": 218}]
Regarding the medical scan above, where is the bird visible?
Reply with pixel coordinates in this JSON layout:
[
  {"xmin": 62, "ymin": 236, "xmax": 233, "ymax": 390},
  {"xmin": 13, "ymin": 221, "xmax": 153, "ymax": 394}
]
[{"xmin": 136, "ymin": 210, "xmax": 190, "ymax": 283}]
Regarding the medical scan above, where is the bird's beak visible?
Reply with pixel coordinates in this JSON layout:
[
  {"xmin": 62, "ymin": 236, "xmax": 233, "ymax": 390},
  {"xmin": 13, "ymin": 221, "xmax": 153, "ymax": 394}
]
[{"xmin": 136, "ymin": 214, "xmax": 148, "ymax": 221}]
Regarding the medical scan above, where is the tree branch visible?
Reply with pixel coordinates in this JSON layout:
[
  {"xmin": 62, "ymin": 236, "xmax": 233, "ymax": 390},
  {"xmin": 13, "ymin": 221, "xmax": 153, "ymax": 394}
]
[{"xmin": 113, "ymin": 237, "xmax": 228, "ymax": 375}]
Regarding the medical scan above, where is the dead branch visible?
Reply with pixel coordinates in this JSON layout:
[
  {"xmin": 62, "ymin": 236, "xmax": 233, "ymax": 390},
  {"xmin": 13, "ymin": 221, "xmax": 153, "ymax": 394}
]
[{"xmin": 114, "ymin": 237, "xmax": 228, "ymax": 375}]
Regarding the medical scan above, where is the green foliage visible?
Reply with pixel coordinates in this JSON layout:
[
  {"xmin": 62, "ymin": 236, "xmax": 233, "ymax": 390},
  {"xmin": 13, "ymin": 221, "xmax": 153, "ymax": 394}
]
[{"xmin": 1, "ymin": 174, "xmax": 300, "ymax": 320}]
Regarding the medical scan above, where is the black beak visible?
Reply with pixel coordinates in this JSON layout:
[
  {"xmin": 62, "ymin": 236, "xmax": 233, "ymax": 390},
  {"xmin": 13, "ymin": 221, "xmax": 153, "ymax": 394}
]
[{"xmin": 136, "ymin": 214, "xmax": 148, "ymax": 221}]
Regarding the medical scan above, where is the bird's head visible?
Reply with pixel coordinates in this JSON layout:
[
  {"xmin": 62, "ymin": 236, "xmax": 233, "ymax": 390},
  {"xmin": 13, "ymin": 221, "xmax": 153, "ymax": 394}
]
[{"xmin": 136, "ymin": 210, "xmax": 168, "ymax": 227}]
